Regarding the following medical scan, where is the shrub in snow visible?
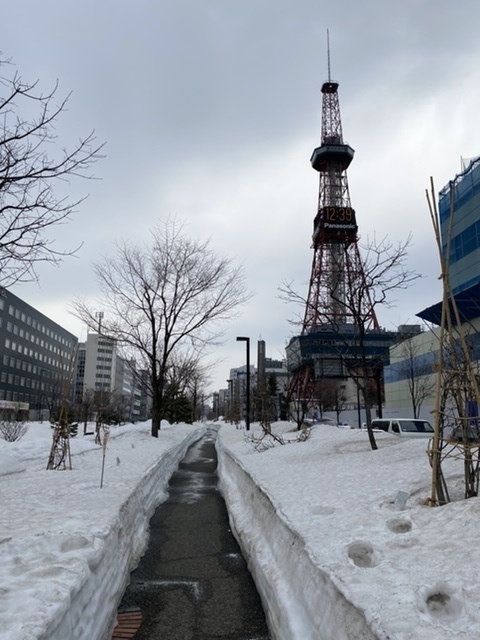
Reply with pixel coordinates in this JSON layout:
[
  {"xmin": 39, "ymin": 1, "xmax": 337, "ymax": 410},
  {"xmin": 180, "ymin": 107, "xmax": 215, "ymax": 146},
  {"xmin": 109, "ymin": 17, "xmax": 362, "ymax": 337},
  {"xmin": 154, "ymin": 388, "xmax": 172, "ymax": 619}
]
[
  {"xmin": 49, "ymin": 421, "xmax": 78, "ymax": 438},
  {"xmin": 0, "ymin": 421, "xmax": 28, "ymax": 442},
  {"xmin": 246, "ymin": 420, "xmax": 311, "ymax": 452}
]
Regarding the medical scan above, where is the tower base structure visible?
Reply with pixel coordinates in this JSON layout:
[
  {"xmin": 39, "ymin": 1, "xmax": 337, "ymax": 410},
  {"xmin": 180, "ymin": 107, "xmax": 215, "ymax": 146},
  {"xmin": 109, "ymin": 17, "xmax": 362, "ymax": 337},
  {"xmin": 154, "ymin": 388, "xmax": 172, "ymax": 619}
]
[{"xmin": 286, "ymin": 325, "xmax": 397, "ymax": 417}]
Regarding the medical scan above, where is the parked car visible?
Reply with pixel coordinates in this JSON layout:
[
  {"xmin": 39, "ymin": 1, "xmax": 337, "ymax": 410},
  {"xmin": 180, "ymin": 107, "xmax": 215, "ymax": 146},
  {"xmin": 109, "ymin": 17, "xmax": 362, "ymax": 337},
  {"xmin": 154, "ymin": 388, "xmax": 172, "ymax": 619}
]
[
  {"xmin": 336, "ymin": 422, "xmax": 354, "ymax": 429},
  {"xmin": 445, "ymin": 422, "xmax": 480, "ymax": 443},
  {"xmin": 302, "ymin": 417, "xmax": 336, "ymax": 427},
  {"xmin": 371, "ymin": 418, "xmax": 434, "ymax": 438},
  {"xmin": 312, "ymin": 418, "xmax": 354, "ymax": 429}
]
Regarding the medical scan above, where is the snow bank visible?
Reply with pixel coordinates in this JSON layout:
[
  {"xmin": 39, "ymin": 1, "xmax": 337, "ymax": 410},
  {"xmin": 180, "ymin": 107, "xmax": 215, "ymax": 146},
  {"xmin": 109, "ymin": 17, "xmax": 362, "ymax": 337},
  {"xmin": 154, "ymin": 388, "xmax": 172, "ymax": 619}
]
[
  {"xmin": 216, "ymin": 422, "xmax": 480, "ymax": 640},
  {"xmin": 0, "ymin": 452, "xmax": 26, "ymax": 476},
  {"xmin": 0, "ymin": 421, "xmax": 205, "ymax": 640},
  {"xmin": 217, "ymin": 442, "xmax": 377, "ymax": 639}
]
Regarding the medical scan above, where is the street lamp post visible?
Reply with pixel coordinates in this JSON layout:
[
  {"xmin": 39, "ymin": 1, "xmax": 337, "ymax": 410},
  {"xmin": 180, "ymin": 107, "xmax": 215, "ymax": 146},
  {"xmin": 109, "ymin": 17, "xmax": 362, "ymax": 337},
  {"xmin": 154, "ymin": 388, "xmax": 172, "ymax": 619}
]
[
  {"xmin": 226, "ymin": 379, "xmax": 233, "ymax": 422},
  {"xmin": 236, "ymin": 336, "xmax": 250, "ymax": 431}
]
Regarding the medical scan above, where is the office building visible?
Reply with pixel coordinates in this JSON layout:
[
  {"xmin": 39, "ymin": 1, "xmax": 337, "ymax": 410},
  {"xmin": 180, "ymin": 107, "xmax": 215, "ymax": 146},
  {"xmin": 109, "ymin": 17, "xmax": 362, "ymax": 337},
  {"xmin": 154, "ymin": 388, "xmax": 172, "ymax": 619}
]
[{"xmin": 0, "ymin": 289, "xmax": 78, "ymax": 420}]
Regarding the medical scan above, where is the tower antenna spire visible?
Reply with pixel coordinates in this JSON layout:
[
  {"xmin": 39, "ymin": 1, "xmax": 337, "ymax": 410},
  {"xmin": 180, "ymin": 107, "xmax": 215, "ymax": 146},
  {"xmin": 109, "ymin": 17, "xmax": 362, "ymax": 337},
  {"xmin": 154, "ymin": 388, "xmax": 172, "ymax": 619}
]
[{"xmin": 327, "ymin": 29, "xmax": 331, "ymax": 81}]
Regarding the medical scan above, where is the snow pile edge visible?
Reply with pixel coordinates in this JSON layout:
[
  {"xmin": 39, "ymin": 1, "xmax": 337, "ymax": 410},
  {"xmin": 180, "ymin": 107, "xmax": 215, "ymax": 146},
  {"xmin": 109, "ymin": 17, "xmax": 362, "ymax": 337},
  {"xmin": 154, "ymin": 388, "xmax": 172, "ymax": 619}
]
[
  {"xmin": 216, "ymin": 438, "xmax": 379, "ymax": 640},
  {"xmin": 46, "ymin": 426, "xmax": 204, "ymax": 640}
]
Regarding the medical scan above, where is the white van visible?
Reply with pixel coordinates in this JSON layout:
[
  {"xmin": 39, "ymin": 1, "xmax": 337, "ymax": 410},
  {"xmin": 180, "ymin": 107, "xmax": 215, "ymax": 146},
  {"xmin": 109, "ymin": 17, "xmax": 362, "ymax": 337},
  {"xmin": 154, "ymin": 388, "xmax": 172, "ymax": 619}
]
[{"xmin": 371, "ymin": 418, "xmax": 434, "ymax": 438}]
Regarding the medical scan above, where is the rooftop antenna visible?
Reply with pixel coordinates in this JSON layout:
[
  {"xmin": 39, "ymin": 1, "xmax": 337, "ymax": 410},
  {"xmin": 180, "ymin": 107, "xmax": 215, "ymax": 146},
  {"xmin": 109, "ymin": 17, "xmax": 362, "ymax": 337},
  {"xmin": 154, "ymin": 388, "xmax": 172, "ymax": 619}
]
[
  {"xmin": 95, "ymin": 311, "xmax": 104, "ymax": 333},
  {"xmin": 327, "ymin": 29, "xmax": 331, "ymax": 81}
]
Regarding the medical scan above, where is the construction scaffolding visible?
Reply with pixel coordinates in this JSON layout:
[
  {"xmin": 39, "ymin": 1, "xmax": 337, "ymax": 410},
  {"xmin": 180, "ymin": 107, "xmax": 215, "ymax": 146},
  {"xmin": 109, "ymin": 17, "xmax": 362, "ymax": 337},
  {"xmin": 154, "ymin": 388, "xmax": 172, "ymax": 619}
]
[
  {"xmin": 46, "ymin": 346, "xmax": 78, "ymax": 471},
  {"xmin": 426, "ymin": 178, "xmax": 480, "ymax": 505}
]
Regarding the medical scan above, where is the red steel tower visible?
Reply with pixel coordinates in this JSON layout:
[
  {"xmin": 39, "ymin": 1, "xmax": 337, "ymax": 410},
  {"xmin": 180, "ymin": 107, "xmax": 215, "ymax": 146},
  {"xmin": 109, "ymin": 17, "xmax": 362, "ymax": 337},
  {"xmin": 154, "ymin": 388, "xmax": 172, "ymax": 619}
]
[
  {"xmin": 286, "ymin": 65, "xmax": 380, "ymax": 401},
  {"xmin": 305, "ymin": 76, "xmax": 378, "ymax": 332}
]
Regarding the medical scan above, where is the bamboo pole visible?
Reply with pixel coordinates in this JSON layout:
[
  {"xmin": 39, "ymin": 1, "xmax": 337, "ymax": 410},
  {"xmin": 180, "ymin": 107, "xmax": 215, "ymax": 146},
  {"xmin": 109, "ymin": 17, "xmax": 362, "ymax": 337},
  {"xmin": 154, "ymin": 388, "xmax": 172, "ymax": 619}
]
[{"xmin": 426, "ymin": 178, "xmax": 447, "ymax": 505}]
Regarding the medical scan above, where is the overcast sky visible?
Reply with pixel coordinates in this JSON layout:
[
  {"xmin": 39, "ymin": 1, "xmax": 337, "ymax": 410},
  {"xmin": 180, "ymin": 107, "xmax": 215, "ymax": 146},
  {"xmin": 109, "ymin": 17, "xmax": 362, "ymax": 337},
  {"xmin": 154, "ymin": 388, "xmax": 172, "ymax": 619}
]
[{"xmin": 2, "ymin": 1, "xmax": 480, "ymax": 392}]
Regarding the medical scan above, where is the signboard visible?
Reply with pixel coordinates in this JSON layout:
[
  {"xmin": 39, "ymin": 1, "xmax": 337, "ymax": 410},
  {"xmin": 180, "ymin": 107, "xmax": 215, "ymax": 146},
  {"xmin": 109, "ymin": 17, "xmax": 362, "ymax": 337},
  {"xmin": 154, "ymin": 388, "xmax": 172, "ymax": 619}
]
[
  {"xmin": 0, "ymin": 401, "xmax": 29, "ymax": 410},
  {"xmin": 319, "ymin": 206, "xmax": 357, "ymax": 234}
]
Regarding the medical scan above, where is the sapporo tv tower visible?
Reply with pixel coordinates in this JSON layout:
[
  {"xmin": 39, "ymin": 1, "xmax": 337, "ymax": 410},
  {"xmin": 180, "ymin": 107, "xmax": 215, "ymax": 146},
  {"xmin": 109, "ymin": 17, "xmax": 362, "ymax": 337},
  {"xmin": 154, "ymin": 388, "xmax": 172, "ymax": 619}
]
[{"xmin": 286, "ymin": 38, "xmax": 383, "ymax": 403}]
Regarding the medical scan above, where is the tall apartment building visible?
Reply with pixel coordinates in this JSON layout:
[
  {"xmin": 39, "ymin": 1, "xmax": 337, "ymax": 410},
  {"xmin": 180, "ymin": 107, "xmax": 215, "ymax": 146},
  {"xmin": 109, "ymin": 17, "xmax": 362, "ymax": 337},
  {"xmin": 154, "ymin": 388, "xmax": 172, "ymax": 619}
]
[
  {"xmin": 82, "ymin": 333, "xmax": 117, "ymax": 393},
  {"xmin": 75, "ymin": 333, "xmax": 146, "ymax": 422},
  {"xmin": 115, "ymin": 355, "xmax": 141, "ymax": 421},
  {"xmin": 0, "ymin": 289, "xmax": 78, "ymax": 420}
]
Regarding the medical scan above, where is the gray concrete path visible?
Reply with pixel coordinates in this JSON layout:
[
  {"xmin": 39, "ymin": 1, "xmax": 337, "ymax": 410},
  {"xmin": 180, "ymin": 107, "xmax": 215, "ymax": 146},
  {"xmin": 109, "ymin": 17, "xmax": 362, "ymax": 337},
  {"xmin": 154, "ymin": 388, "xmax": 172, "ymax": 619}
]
[{"xmin": 117, "ymin": 425, "xmax": 271, "ymax": 639}]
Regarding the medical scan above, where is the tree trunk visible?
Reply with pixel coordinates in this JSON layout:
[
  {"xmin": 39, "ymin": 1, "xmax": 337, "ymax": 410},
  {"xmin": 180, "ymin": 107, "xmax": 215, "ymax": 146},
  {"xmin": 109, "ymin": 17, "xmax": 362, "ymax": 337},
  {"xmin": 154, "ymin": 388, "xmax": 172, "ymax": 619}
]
[
  {"xmin": 362, "ymin": 373, "xmax": 378, "ymax": 451},
  {"xmin": 149, "ymin": 372, "xmax": 165, "ymax": 437},
  {"xmin": 364, "ymin": 407, "xmax": 378, "ymax": 450},
  {"xmin": 151, "ymin": 389, "xmax": 162, "ymax": 437},
  {"xmin": 151, "ymin": 409, "xmax": 161, "ymax": 437}
]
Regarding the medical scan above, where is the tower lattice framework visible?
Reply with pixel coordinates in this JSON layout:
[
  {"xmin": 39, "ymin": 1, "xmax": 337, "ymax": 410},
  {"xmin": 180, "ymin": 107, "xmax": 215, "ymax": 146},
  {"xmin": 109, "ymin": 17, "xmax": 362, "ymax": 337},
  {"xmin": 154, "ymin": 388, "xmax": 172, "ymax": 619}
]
[{"xmin": 289, "ymin": 77, "xmax": 378, "ymax": 400}]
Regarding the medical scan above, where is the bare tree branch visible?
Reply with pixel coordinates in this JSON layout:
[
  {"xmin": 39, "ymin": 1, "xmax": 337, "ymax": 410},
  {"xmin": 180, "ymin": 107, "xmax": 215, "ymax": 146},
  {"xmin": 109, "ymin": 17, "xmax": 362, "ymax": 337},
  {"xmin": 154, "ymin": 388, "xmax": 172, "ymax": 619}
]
[
  {"xmin": 0, "ymin": 56, "xmax": 104, "ymax": 286},
  {"xmin": 393, "ymin": 336, "xmax": 436, "ymax": 418}
]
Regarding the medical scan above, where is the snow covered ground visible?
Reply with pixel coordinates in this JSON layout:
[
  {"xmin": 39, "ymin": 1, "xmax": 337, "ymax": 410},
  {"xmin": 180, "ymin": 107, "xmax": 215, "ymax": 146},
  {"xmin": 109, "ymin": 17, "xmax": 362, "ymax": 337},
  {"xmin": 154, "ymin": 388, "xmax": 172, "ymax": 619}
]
[
  {"xmin": 216, "ymin": 422, "xmax": 480, "ymax": 640},
  {"xmin": 0, "ymin": 420, "xmax": 204, "ymax": 640},
  {"xmin": 2, "ymin": 419, "xmax": 479, "ymax": 640}
]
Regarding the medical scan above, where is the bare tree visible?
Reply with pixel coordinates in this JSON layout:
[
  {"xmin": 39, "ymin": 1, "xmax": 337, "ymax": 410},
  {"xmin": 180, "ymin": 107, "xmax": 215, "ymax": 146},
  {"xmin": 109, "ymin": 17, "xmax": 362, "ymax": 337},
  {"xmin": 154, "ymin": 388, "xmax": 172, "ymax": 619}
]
[
  {"xmin": 246, "ymin": 422, "xmax": 312, "ymax": 452},
  {"xmin": 316, "ymin": 379, "xmax": 347, "ymax": 424},
  {"xmin": 287, "ymin": 378, "xmax": 317, "ymax": 430},
  {"xmin": 0, "ymin": 57, "xmax": 103, "ymax": 286},
  {"xmin": 72, "ymin": 219, "xmax": 249, "ymax": 437},
  {"xmin": 253, "ymin": 383, "xmax": 277, "ymax": 424},
  {"xmin": 395, "ymin": 337, "xmax": 435, "ymax": 418},
  {"xmin": 162, "ymin": 350, "xmax": 210, "ymax": 423},
  {"xmin": 42, "ymin": 372, "xmax": 64, "ymax": 422},
  {"xmin": 281, "ymin": 235, "xmax": 421, "ymax": 449},
  {"xmin": 78, "ymin": 387, "xmax": 96, "ymax": 434}
]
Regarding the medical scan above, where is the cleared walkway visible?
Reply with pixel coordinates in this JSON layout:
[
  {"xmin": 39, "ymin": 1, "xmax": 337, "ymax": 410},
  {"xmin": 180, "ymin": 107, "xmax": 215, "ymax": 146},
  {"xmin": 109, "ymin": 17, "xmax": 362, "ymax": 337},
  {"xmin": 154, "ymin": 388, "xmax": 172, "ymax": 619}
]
[{"xmin": 115, "ymin": 426, "xmax": 271, "ymax": 639}]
